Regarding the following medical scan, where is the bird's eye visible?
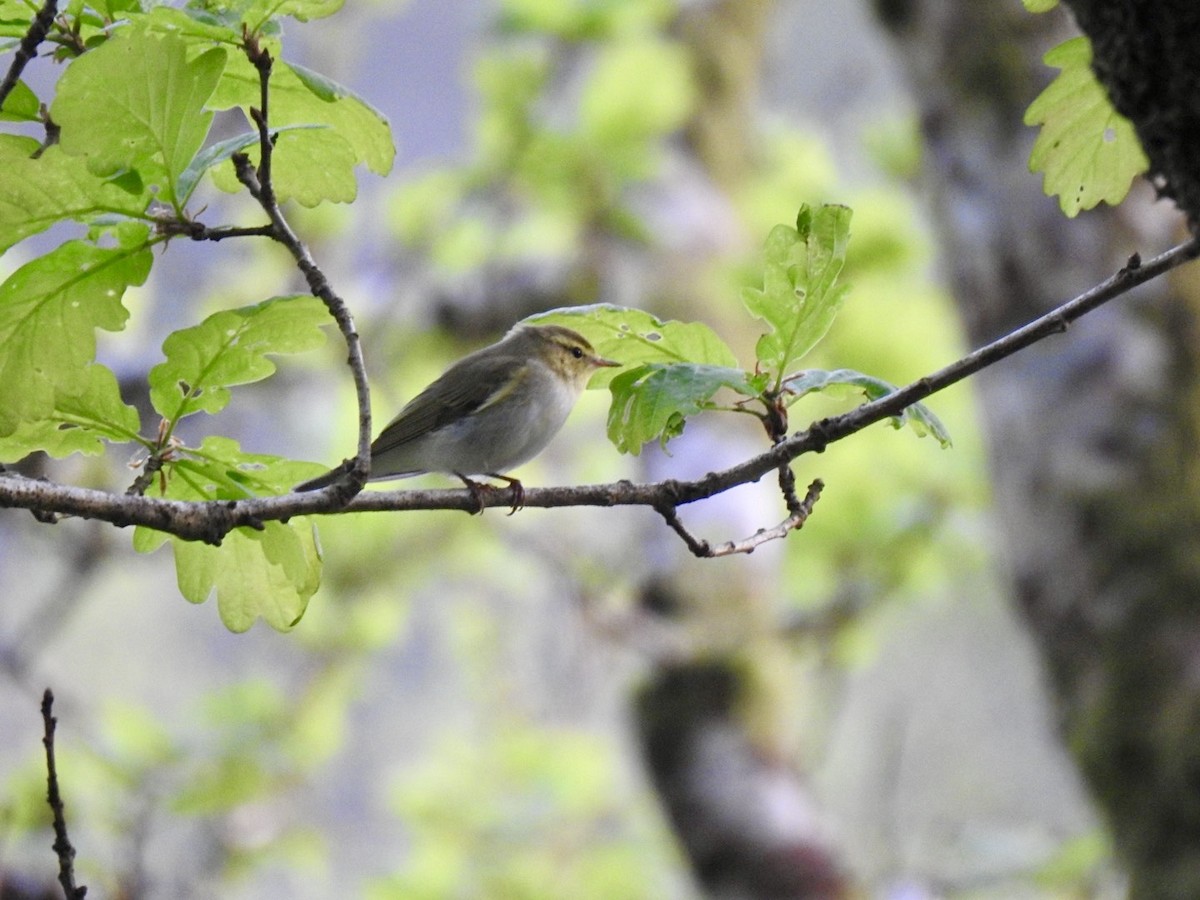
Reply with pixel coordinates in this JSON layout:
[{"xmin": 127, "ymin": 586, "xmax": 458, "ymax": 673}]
[{"xmin": 570, "ymin": 346, "xmax": 584, "ymax": 359}]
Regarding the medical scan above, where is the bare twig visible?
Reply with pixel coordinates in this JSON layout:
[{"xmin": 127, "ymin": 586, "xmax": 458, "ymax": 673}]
[
  {"xmin": 41, "ymin": 689, "xmax": 86, "ymax": 900},
  {"xmin": 657, "ymin": 479, "xmax": 824, "ymax": 557},
  {"xmin": 0, "ymin": 0, "xmax": 57, "ymax": 114},
  {"xmin": 224, "ymin": 31, "xmax": 373, "ymax": 498},
  {"xmin": 157, "ymin": 218, "xmax": 275, "ymax": 241},
  {"xmin": 0, "ymin": 238, "xmax": 1196, "ymax": 548}
]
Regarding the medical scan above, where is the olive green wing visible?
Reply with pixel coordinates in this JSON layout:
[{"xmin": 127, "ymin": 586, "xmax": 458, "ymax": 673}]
[{"xmin": 369, "ymin": 351, "xmax": 529, "ymax": 455}]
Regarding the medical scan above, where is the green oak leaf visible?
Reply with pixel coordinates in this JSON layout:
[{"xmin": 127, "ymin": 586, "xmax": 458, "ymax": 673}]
[
  {"xmin": 209, "ymin": 55, "xmax": 393, "ymax": 205},
  {"xmin": 0, "ymin": 136, "xmax": 151, "ymax": 253},
  {"xmin": 0, "ymin": 237, "xmax": 152, "ymax": 436},
  {"xmin": 50, "ymin": 29, "xmax": 227, "ymax": 209},
  {"xmin": 607, "ymin": 362, "xmax": 755, "ymax": 454},
  {"xmin": 243, "ymin": 0, "xmax": 345, "ymax": 29},
  {"xmin": 149, "ymin": 294, "xmax": 331, "ymax": 424},
  {"xmin": 0, "ymin": 79, "xmax": 39, "ymax": 121},
  {"xmin": 135, "ymin": 5, "xmax": 246, "ymax": 44},
  {"xmin": 743, "ymin": 204, "xmax": 853, "ymax": 387},
  {"xmin": 526, "ymin": 304, "xmax": 739, "ymax": 390},
  {"xmin": 0, "ymin": 364, "xmax": 142, "ymax": 461},
  {"xmin": 783, "ymin": 368, "xmax": 952, "ymax": 447},
  {"xmin": 132, "ymin": 436, "xmax": 323, "ymax": 632},
  {"xmin": 1025, "ymin": 36, "xmax": 1148, "ymax": 217},
  {"xmin": 171, "ymin": 521, "xmax": 320, "ymax": 632},
  {"xmin": 175, "ymin": 124, "xmax": 325, "ymax": 205}
]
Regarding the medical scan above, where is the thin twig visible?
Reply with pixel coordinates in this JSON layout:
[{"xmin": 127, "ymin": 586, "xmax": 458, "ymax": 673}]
[
  {"xmin": 0, "ymin": 0, "xmax": 57, "ymax": 114},
  {"xmin": 0, "ymin": 238, "xmax": 1196, "ymax": 546},
  {"xmin": 158, "ymin": 219, "xmax": 275, "ymax": 241},
  {"xmin": 657, "ymin": 479, "xmax": 824, "ymax": 557},
  {"xmin": 41, "ymin": 689, "xmax": 86, "ymax": 900},
  {"xmin": 228, "ymin": 32, "xmax": 373, "ymax": 497}
]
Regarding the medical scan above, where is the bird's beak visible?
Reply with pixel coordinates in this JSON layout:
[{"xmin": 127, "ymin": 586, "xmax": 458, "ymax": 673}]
[{"xmin": 592, "ymin": 356, "xmax": 621, "ymax": 368}]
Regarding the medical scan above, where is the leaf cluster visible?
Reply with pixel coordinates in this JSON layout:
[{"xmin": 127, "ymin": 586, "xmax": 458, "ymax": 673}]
[
  {"xmin": 534, "ymin": 204, "xmax": 950, "ymax": 455},
  {"xmin": 0, "ymin": 0, "xmax": 391, "ymax": 629}
]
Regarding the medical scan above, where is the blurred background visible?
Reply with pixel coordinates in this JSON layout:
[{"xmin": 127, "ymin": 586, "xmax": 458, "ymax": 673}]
[{"xmin": 1, "ymin": 0, "xmax": 1190, "ymax": 896}]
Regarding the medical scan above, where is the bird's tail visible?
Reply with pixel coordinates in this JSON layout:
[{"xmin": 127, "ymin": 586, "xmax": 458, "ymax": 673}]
[{"xmin": 293, "ymin": 460, "xmax": 352, "ymax": 492}]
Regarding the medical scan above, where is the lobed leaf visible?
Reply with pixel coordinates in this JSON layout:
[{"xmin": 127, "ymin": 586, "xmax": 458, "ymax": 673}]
[
  {"xmin": 606, "ymin": 362, "xmax": 755, "ymax": 454},
  {"xmin": 0, "ymin": 79, "xmax": 39, "ymax": 121},
  {"xmin": 132, "ymin": 436, "xmax": 324, "ymax": 632},
  {"xmin": 1024, "ymin": 36, "xmax": 1148, "ymax": 217},
  {"xmin": 208, "ymin": 56, "xmax": 394, "ymax": 205},
  {"xmin": 783, "ymin": 368, "xmax": 952, "ymax": 447},
  {"xmin": 0, "ymin": 237, "xmax": 151, "ymax": 436},
  {"xmin": 0, "ymin": 136, "xmax": 151, "ymax": 253},
  {"xmin": 243, "ymin": 0, "xmax": 345, "ymax": 29},
  {"xmin": 172, "ymin": 521, "xmax": 320, "ymax": 632},
  {"xmin": 50, "ymin": 30, "xmax": 227, "ymax": 209},
  {"xmin": 174, "ymin": 123, "xmax": 326, "ymax": 213},
  {"xmin": 526, "ymin": 304, "xmax": 739, "ymax": 390},
  {"xmin": 149, "ymin": 294, "xmax": 331, "ymax": 424},
  {"xmin": 742, "ymin": 204, "xmax": 853, "ymax": 385},
  {"xmin": 0, "ymin": 364, "xmax": 141, "ymax": 461}
]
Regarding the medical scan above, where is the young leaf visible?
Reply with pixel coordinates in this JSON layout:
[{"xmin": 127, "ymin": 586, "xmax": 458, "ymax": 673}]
[
  {"xmin": 607, "ymin": 363, "xmax": 755, "ymax": 454},
  {"xmin": 50, "ymin": 30, "xmax": 227, "ymax": 209},
  {"xmin": 148, "ymin": 295, "xmax": 331, "ymax": 424},
  {"xmin": 131, "ymin": 436, "xmax": 324, "ymax": 632},
  {"xmin": 526, "ymin": 304, "xmax": 740, "ymax": 389},
  {"xmin": 1025, "ymin": 36, "xmax": 1148, "ymax": 217},
  {"xmin": 209, "ymin": 56, "xmax": 394, "ymax": 205},
  {"xmin": 0, "ymin": 364, "xmax": 141, "ymax": 462},
  {"xmin": 742, "ymin": 204, "xmax": 853, "ymax": 386},
  {"xmin": 174, "ymin": 124, "xmax": 325, "ymax": 206},
  {"xmin": 0, "ymin": 79, "xmax": 39, "ymax": 121},
  {"xmin": 171, "ymin": 521, "xmax": 320, "ymax": 632},
  {"xmin": 243, "ymin": 0, "xmax": 345, "ymax": 30},
  {"xmin": 0, "ymin": 238, "xmax": 152, "ymax": 436},
  {"xmin": 0, "ymin": 136, "xmax": 151, "ymax": 253},
  {"xmin": 783, "ymin": 368, "xmax": 952, "ymax": 447}
]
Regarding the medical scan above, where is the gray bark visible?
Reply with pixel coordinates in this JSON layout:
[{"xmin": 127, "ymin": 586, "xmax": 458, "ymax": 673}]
[{"xmin": 874, "ymin": 1, "xmax": 1200, "ymax": 896}]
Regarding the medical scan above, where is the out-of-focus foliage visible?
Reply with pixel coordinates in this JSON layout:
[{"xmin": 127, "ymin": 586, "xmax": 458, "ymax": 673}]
[{"xmin": 371, "ymin": 725, "xmax": 681, "ymax": 899}]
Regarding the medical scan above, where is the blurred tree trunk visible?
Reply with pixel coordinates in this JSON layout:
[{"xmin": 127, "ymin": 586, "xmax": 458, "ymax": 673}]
[
  {"xmin": 873, "ymin": 0, "xmax": 1200, "ymax": 896},
  {"xmin": 629, "ymin": 3, "xmax": 849, "ymax": 897}
]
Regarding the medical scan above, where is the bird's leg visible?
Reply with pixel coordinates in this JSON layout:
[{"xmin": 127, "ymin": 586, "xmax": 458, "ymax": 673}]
[
  {"xmin": 455, "ymin": 473, "xmax": 489, "ymax": 515},
  {"xmin": 485, "ymin": 473, "xmax": 525, "ymax": 515}
]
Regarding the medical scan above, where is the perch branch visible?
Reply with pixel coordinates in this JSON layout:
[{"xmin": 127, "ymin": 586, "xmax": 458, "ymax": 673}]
[
  {"xmin": 232, "ymin": 31, "xmax": 372, "ymax": 496},
  {"xmin": 0, "ymin": 237, "xmax": 1196, "ymax": 548}
]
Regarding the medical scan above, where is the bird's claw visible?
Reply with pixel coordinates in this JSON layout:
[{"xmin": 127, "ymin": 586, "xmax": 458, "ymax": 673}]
[{"xmin": 456, "ymin": 474, "xmax": 525, "ymax": 515}]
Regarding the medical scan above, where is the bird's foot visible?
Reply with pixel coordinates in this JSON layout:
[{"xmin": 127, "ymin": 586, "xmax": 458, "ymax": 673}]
[
  {"xmin": 455, "ymin": 474, "xmax": 524, "ymax": 515},
  {"xmin": 486, "ymin": 473, "xmax": 525, "ymax": 515}
]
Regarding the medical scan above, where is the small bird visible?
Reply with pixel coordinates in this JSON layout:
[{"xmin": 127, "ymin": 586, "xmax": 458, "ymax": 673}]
[{"xmin": 295, "ymin": 323, "xmax": 619, "ymax": 511}]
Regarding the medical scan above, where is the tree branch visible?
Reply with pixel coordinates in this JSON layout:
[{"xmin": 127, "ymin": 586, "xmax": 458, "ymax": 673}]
[
  {"xmin": 0, "ymin": 237, "xmax": 1195, "ymax": 549},
  {"xmin": 41, "ymin": 689, "xmax": 86, "ymax": 900},
  {"xmin": 225, "ymin": 31, "xmax": 373, "ymax": 498},
  {"xmin": 0, "ymin": 0, "xmax": 57, "ymax": 115}
]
